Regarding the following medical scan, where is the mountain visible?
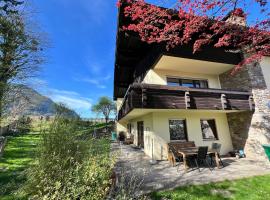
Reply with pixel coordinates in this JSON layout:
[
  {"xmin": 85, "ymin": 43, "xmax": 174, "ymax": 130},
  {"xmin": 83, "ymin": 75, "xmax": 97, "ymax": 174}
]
[{"xmin": 4, "ymin": 85, "xmax": 79, "ymax": 118}]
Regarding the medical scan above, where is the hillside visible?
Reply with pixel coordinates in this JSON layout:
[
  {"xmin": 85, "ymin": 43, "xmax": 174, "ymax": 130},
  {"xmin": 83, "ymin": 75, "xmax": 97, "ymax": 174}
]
[{"xmin": 4, "ymin": 85, "xmax": 79, "ymax": 118}]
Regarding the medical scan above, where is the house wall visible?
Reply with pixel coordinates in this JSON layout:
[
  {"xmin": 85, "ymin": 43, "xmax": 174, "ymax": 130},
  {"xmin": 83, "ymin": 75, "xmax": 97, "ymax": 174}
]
[
  {"xmin": 260, "ymin": 57, "xmax": 270, "ymax": 90},
  {"xmin": 143, "ymin": 69, "xmax": 221, "ymax": 89},
  {"xmin": 129, "ymin": 113, "xmax": 155, "ymax": 158},
  {"xmin": 128, "ymin": 111, "xmax": 233, "ymax": 160},
  {"xmin": 116, "ymin": 98, "xmax": 127, "ymax": 135},
  {"xmin": 152, "ymin": 111, "xmax": 233, "ymax": 158}
]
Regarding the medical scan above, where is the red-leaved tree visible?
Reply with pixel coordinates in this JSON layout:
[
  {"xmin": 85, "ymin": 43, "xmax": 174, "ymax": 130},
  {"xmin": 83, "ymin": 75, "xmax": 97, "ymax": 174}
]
[{"xmin": 117, "ymin": 0, "xmax": 270, "ymax": 72}]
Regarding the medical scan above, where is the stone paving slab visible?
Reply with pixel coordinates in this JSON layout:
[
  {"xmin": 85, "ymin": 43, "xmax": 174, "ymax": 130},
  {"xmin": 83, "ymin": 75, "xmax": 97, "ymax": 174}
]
[{"xmin": 112, "ymin": 143, "xmax": 270, "ymax": 194}]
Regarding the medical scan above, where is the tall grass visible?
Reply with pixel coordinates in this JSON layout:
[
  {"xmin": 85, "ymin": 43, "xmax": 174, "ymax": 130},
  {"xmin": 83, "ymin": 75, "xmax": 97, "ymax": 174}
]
[{"xmin": 22, "ymin": 108, "xmax": 114, "ymax": 199}]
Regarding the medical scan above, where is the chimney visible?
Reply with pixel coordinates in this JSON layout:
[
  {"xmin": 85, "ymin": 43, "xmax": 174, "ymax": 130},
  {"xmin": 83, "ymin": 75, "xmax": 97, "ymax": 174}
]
[{"xmin": 224, "ymin": 8, "xmax": 247, "ymax": 26}]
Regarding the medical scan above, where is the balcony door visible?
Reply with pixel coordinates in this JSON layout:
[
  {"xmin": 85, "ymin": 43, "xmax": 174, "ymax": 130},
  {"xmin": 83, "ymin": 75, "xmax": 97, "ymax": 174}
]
[{"xmin": 137, "ymin": 121, "xmax": 144, "ymax": 148}]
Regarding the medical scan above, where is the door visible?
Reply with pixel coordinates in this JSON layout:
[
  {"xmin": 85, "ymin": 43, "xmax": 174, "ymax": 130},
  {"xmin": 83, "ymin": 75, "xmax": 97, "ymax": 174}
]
[{"xmin": 137, "ymin": 121, "xmax": 144, "ymax": 148}]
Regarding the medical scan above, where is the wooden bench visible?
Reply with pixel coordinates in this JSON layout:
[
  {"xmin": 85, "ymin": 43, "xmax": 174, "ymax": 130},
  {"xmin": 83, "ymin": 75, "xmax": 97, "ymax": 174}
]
[
  {"xmin": 167, "ymin": 141, "xmax": 196, "ymax": 166},
  {"xmin": 124, "ymin": 135, "xmax": 134, "ymax": 145}
]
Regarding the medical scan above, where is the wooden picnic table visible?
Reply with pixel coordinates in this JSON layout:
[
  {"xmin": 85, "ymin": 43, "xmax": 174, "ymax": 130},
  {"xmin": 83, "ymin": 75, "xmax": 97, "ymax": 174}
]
[{"xmin": 178, "ymin": 147, "xmax": 220, "ymax": 172}]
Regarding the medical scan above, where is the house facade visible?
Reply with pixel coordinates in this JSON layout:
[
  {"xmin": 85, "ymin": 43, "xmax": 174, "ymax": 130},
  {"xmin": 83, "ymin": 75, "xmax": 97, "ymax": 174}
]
[{"xmin": 114, "ymin": 6, "xmax": 270, "ymax": 161}]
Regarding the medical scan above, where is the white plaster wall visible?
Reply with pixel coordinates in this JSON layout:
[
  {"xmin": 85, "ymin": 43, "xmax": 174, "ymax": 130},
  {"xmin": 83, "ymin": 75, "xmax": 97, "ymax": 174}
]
[
  {"xmin": 116, "ymin": 98, "xmax": 127, "ymax": 135},
  {"xmin": 116, "ymin": 121, "xmax": 127, "ymax": 135},
  {"xmin": 152, "ymin": 111, "xmax": 233, "ymax": 158},
  {"xmin": 126, "ymin": 111, "xmax": 233, "ymax": 160},
  {"xmin": 260, "ymin": 57, "xmax": 270, "ymax": 89},
  {"xmin": 130, "ymin": 113, "xmax": 154, "ymax": 156},
  {"xmin": 143, "ymin": 69, "xmax": 221, "ymax": 89}
]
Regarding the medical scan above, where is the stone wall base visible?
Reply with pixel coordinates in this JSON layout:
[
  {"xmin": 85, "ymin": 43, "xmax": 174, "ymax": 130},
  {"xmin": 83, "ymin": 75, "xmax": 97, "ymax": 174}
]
[
  {"xmin": 227, "ymin": 112, "xmax": 270, "ymax": 160},
  {"xmin": 245, "ymin": 113, "xmax": 270, "ymax": 160}
]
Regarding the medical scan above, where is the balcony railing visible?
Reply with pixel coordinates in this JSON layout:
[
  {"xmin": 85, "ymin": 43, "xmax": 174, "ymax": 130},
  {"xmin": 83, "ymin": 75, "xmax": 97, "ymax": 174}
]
[{"xmin": 117, "ymin": 83, "xmax": 255, "ymax": 120}]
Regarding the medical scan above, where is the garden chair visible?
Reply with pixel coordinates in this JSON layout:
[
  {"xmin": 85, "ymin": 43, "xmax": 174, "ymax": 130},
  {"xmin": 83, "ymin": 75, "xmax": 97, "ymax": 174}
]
[
  {"xmin": 210, "ymin": 143, "xmax": 224, "ymax": 167},
  {"xmin": 168, "ymin": 144, "xmax": 182, "ymax": 171},
  {"xmin": 193, "ymin": 146, "xmax": 212, "ymax": 172}
]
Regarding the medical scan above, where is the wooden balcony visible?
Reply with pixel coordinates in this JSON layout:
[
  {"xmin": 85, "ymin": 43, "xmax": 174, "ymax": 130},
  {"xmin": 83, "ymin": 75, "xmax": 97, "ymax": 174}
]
[{"xmin": 117, "ymin": 84, "xmax": 254, "ymax": 120}]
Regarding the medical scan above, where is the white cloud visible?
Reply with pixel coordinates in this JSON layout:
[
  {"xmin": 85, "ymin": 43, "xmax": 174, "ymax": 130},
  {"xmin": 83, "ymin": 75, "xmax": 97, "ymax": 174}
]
[
  {"xmin": 49, "ymin": 89, "xmax": 80, "ymax": 96},
  {"xmin": 73, "ymin": 74, "xmax": 111, "ymax": 89},
  {"xmin": 88, "ymin": 62, "xmax": 103, "ymax": 75},
  {"xmin": 85, "ymin": 58, "xmax": 107, "ymax": 76},
  {"xmin": 103, "ymin": 74, "xmax": 111, "ymax": 80},
  {"xmin": 45, "ymin": 88, "xmax": 92, "ymax": 111},
  {"xmin": 51, "ymin": 95, "xmax": 92, "ymax": 110},
  {"xmin": 81, "ymin": 78, "xmax": 107, "ymax": 89}
]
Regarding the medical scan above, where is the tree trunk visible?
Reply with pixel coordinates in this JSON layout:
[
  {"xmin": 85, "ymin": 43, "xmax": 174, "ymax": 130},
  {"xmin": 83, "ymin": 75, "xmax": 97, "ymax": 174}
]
[
  {"xmin": 0, "ymin": 82, "xmax": 7, "ymax": 130},
  {"xmin": 105, "ymin": 116, "xmax": 109, "ymax": 133},
  {"xmin": 0, "ymin": 88, "xmax": 4, "ymax": 132}
]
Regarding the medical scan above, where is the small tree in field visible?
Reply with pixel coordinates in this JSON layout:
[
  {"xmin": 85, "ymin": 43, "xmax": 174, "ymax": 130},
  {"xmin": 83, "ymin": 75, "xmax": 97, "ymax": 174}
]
[{"xmin": 92, "ymin": 97, "xmax": 116, "ymax": 125}]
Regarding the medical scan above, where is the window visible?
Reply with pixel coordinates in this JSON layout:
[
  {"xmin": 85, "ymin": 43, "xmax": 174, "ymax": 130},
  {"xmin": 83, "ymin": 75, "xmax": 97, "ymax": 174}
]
[
  {"xmin": 200, "ymin": 119, "xmax": 218, "ymax": 140},
  {"xmin": 169, "ymin": 119, "xmax": 188, "ymax": 141},
  {"xmin": 181, "ymin": 79, "xmax": 194, "ymax": 87},
  {"xmin": 167, "ymin": 78, "xmax": 179, "ymax": 86},
  {"xmin": 167, "ymin": 77, "xmax": 209, "ymax": 89}
]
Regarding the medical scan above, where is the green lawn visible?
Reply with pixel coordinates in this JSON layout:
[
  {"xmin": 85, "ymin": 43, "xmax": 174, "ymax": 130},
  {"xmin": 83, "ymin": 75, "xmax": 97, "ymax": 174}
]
[
  {"xmin": 151, "ymin": 175, "xmax": 270, "ymax": 200},
  {"xmin": 0, "ymin": 133, "xmax": 40, "ymax": 200}
]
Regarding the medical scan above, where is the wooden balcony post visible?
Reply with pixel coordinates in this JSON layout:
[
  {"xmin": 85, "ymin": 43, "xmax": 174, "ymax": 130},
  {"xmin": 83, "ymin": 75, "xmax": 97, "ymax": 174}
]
[
  {"xmin": 249, "ymin": 95, "xmax": 255, "ymax": 111},
  {"xmin": 185, "ymin": 91, "xmax": 191, "ymax": 109},
  {"xmin": 221, "ymin": 94, "xmax": 227, "ymax": 110},
  {"xmin": 142, "ymin": 88, "xmax": 147, "ymax": 107}
]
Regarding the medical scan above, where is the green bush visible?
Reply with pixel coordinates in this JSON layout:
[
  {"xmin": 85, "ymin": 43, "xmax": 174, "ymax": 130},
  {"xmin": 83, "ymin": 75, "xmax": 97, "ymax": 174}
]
[
  {"xmin": 22, "ymin": 108, "xmax": 114, "ymax": 199},
  {"xmin": 16, "ymin": 116, "xmax": 32, "ymax": 134}
]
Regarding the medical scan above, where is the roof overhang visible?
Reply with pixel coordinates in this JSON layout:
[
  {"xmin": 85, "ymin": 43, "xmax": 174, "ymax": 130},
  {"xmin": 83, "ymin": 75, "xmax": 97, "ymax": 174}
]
[{"xmin": 154, "ymin": 55, "xmax": 234, "ymax": 75}]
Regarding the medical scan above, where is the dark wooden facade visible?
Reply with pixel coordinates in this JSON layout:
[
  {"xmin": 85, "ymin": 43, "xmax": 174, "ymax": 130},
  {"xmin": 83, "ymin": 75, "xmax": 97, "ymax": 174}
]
[{"xmin": 118, "ymin": 84, "xmax": 254, "ymax": 120}]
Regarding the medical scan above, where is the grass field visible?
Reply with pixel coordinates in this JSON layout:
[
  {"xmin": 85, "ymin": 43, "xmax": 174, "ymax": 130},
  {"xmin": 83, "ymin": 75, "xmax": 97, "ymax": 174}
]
[
  {"xmin": 151, "ymin": 175, "xmax": 270, "ymax": 200},
  {"xmin": 0, "ymin": 121, "xmax": 109, "ymax": 199},
  {"xmin": 0, "ymin": 133, "xmax": 40, "ymax": 200}
]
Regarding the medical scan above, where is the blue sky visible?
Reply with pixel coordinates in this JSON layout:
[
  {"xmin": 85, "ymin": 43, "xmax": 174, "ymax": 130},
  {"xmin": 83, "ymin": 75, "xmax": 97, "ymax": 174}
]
[
  {"xmin": 30, "ymin": 0, "xmax": 118, "ymax": 118},
  {"xmin": 29, "ymin": 0, "xmax": 267, "ymax": 118}
]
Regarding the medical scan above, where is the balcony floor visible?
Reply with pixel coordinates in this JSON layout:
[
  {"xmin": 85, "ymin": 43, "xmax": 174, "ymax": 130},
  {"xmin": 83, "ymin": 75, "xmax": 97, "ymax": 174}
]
[{"xmin": 112, "ymin": 143, "xmax": 270, "ymax": 195}]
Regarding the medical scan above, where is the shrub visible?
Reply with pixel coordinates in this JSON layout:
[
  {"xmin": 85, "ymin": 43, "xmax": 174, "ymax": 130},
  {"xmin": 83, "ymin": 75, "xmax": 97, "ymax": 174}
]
[
  {"xmin": 22, "ymin": 106, "xmax": 114, "ymax": 200},
  {"xmin": 16, "ymin": 116, "xmax": 32, "ymax": 134}
]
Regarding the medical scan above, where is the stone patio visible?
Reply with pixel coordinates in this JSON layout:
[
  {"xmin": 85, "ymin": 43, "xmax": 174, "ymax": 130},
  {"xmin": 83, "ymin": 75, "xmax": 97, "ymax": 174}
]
[{"xmin": 112, "ymin": 143, "xmax": 270, "ymax": 194}]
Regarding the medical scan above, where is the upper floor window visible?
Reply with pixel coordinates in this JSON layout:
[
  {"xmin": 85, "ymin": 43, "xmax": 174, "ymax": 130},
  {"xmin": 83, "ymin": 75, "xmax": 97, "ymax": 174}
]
[{"xmin": 167, "ymin": 77, "xmax": 209, "ymax": 89}]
